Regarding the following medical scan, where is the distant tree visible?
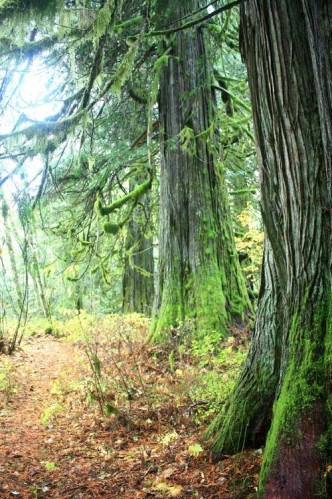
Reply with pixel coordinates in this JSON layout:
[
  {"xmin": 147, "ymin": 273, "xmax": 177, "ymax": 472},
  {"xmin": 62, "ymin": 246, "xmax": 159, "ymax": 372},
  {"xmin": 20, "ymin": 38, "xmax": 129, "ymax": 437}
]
[{"xmin": 122, "ymin": 179, "xmax": 154, "ymax": 315}]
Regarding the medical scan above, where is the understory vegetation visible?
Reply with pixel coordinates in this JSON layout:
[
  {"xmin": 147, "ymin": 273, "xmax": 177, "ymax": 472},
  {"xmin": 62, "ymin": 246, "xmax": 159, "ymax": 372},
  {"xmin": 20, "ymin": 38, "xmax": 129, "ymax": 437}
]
[{"xmin": 0, "ymin": 314, "xmax": 261, "ymax": 498}]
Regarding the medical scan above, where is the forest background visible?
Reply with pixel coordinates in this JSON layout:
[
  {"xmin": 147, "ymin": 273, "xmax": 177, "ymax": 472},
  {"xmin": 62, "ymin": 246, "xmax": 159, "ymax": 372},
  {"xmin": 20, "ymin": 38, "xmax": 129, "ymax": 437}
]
[{"xmin": 0, "ymin": 0, "xmax": 331, "ymax": 498}]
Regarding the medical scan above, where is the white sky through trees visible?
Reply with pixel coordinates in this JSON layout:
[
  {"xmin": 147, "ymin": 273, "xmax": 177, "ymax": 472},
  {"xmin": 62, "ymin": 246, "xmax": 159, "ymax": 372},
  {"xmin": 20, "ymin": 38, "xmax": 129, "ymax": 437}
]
[{"xmin": 0, "ymin": 57, "xmax": 60, "ymax": 193}]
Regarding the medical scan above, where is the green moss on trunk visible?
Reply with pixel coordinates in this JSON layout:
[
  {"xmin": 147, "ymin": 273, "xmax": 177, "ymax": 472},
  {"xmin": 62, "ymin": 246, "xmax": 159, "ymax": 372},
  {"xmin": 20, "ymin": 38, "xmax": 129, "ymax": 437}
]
[
  {"xmin": 150, "ymin": 261, "xmax": 249, "ymax": 343},
  {"xmin": 206, "ymin": 240, "xmax": 281, "ymax": 454},
  {"xmin": 258, "ymin": 299, "xmax": 331, "ymax": 497}
]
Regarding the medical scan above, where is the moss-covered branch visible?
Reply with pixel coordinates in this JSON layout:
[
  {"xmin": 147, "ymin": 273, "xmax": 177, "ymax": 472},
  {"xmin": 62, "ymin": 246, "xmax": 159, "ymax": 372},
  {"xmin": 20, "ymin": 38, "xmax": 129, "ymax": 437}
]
[
  {"xmin": 95, "ymin": 176, "xmax": 152, "ymax": 217},
  {"xmin": 0, "ymin": 34, "xmax": 60, "ymax": 57},
  {"xmin": 0, "ymin": 0, "xmax": 62, "ymax": 23},
  {"xmin": 103, "ymin": 199, "xmax": 138, "ymax": 235}
]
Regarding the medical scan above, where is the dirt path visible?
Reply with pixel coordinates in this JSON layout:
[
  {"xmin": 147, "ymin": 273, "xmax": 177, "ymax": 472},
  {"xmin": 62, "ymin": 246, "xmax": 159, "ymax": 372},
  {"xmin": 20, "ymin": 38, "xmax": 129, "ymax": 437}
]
[
  {"xmin": 0, "ymin": 336, "xmax": 94, "ymax": 498},
  {"xmin": 0, "ymin": 336, "xmax": 126, "ymax": 498},
  {"xmin": 0, "ymin": 335, "xmax": 260, "ymax": 498}
]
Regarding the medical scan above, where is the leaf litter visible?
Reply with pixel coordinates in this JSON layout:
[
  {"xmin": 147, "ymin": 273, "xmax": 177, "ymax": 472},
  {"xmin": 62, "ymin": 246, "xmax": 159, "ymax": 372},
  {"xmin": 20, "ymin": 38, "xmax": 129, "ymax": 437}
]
[{"xmin": 0, "ymin": 317, "xmax": 261, "ymax": 498}]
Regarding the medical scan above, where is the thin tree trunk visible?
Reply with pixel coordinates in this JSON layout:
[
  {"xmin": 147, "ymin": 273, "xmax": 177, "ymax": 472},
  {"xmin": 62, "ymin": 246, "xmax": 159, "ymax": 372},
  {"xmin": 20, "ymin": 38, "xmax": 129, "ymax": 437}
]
[
  {"xmin": 122, "ymin": 197, "xmax": 154, "ymax": 315},
  {"xmin": 28, "ymin": 232, "xmax": 52, "ymax": 321}
]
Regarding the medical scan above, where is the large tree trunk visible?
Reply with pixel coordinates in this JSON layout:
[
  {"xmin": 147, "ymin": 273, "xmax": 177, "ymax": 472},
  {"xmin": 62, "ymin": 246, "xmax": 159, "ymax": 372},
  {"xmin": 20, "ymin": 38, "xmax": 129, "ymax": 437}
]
[
  {"xmin": 210, "ymin": 1, "xmax": 332, "ymax": 497},
  {"xmin": 207, "ymin": 237, "xmax": 283, "ymax": 452},
  {"xmin": 151, "ymin": 0, "xmax": 250, "ymax": 340}
]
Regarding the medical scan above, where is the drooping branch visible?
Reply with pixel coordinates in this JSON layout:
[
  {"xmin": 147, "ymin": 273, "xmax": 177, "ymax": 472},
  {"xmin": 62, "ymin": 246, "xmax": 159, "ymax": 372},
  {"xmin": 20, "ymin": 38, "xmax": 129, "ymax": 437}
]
[
  {"xmin": 127, "ymin": 84, "xmax": 147, "ymax": 105},
  {"xmin": 81, "ymin": 35, "xmax": 107, "ymax": 109},
  {"xmin": 0, "ymin": 36, "xmax": 143, "ymax": 145},
  {"xmin": 0, "ymin": 153, "xmax": 29, "ymax": 187},
  {"xmin": 130, "ymin": 120, "xmax": 159, "ymax": 149}
]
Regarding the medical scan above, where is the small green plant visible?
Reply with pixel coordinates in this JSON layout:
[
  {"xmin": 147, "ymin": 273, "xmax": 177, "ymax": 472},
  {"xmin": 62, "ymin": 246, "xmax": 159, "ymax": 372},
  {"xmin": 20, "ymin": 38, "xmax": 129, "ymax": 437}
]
[
  {"xmin": 190, "ymin": 329, "xmax": 223, "ymax": 363},
  {"xmin": 41, "ymin": 403, "xmax": 63, "ymax": 424},
  {"xmin": 161, "ymin": 431, "xmax": 179, "ymax": 446},
  {"xmin": 188, "ymin": 443, "xmax": 203, "ymax": 458},
  {"xmin": 45, "ymin": 461, "xmax": 56, "ymax": 471},
  {"xmin": 0, "ymin": 361, "xmax": 18, "ymax": 402},
  {"xmin": 168, "ymin": 350, "xmax": 175, "ymax": 372},
  {"xmin": 188, "ymin": 334, "xmax": 247, "ymax": 422}
]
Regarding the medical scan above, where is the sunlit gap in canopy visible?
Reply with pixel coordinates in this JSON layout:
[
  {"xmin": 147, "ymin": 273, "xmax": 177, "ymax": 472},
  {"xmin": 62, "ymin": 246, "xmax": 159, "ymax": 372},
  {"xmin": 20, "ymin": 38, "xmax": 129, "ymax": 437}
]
[
  {"xmin": 0, "ymin": 56, "xmax": 62, "ymax": 197},
  {"xmin": 19, "ymin": 57, "xmax": 62, "ymax": 121}
]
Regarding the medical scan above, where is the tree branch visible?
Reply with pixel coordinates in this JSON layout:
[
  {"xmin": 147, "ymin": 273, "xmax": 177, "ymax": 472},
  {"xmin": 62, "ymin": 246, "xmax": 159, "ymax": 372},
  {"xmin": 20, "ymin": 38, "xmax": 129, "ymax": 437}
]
[{"xmin": 146, "ymin": 0, "xmax": 247, "ymax": 37}]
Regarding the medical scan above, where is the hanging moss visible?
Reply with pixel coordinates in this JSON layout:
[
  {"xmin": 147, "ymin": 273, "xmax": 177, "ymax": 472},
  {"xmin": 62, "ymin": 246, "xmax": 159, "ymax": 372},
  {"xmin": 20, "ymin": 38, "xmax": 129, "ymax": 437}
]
[
  {"xmin": 113, "ymin": 15, "xmax": 142, "ymax": 33},
  {"xmin": 104, "ymin": 222, "xmax": 120, "ymax": 235},
  {"xmin": 94, "ymin": 1, "xmax": 112, "ymax": 40},
  {"xmin": 113, "ymin": 39, "xmax": 140, "ymax": 94},
  {"xmin": 0, "ymin": 0, "xmax": 63, "ymax": 21},
  {"xmin": 179, "ymin": 125, "xmax": 197, "ymax": 156}
]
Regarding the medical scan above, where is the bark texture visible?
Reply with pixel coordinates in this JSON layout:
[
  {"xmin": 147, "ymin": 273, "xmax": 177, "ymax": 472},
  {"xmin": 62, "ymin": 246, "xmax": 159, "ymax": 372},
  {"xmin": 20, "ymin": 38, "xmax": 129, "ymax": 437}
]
[
  {"xmin": 151, "ymin": 0, "xmax": 250, "ymax": 340},
  {"xmin": 211, "ymin": 1, "xmax": 332, "ymax": 496},
  {"xmin": 207, "ymin": 238, "xmax": 282, "ymax": 452},
  {"xmin": 122, "ymin": 202, "xmax": 154, "ymax": 315}
]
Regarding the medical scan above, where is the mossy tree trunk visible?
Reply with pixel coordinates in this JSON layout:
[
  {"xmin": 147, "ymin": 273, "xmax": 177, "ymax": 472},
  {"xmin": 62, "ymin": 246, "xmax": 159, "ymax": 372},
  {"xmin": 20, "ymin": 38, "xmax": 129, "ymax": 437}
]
[
  {"xmin": 1, "ymin": 195, "xmax": 26, "ymax": 318},
  {"xmin": 151, "ymin": 0, "xmax": 250, "ymax": 340},
  {"xmin": 210, "ymin": 1, "xmax": 332, "ymax": 496},
  {"xmin": 207, "ymin": 237, "xmax": 283, "ymax": 451}
]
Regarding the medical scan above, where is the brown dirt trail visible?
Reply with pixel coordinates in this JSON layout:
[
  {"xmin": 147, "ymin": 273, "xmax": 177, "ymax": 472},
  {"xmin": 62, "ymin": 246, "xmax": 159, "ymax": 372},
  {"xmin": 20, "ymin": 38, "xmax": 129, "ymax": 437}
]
[{"xmin": 0, "ymin": 335, "xmax": 260, "ymax": 498}]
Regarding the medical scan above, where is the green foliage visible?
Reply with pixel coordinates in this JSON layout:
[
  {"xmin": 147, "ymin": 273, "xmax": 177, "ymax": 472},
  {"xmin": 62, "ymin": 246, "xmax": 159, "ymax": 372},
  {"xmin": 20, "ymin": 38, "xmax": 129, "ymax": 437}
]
[
  {"xmin": 189, "ymin": 334, "xmax": 246, "ymax": 422},
  {"xmin": 94, "ymin": 1, "xmax": 112, "ymax": 40},
  {"xmin": 113, "ymin": 16, "xmax": 142, "ymax": 34},
  {"xmin": 0, "ymin": 360, "xmax": 18, "ymax": 402},
  {"xmin": 45, "ymin": 461, "xmax": 56, "ymax": 471},
  {"xmin": 104, "ymin": 222, "xmax": 120, "ymax": 235},
  {"xmin": 168, "ymin": 350, "xmax": 175, "ymax": 373},
  {"xmin": 161, "ymin": 431, "xmax": 179, "ymax": 446},
  {"xmin": 113, "ymin": 39, "xmax": 140, "ymax": 94},
  {"xmin": 179, "ymin": 126, "xmax": 197, "ymax": 156},
  {"xmin": 151, "ymin": 49, "xmax": 172, "ymax": 103},
  {"xmin": 41, "ymin": 402, "xmax": 64, "ymax": 424},
  {"xmin": 0, "ymin": 0, "xmax": 61, "ymax": 21},
  {"xmin": 188, "ymin": 443, "xmax": 203, "ymax": 458},
  {"xmin": 153, "ymin": 54, "xmax": 169, "ymax": 72},
  {"xmin": 235, "ymin": 204, "xmax": 264, "ymax": 288}
]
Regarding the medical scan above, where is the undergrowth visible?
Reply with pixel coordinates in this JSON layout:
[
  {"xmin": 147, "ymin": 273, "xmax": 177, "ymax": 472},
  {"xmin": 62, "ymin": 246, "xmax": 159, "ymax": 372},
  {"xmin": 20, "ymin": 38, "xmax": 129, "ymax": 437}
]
[
  {"xmin": 12, "ymin": 312, "xmax": 250, "ymax": 428},
  {"xmin": 1, "ymin": 312, "xmax": 259, "ymax": 498},
  {"xmin": 0, "ymin": 359, "xmax": 18, "ymax": 404},
  {"xmin": 45, "ymin": 312, "xmax": 249, "ymax": 427}
]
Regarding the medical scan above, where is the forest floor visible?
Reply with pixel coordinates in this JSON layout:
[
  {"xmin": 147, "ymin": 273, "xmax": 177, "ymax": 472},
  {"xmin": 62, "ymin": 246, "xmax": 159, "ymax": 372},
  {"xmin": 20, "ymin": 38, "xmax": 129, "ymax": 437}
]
[{"xmin": 0, "ymin": 316, "xmax": 261, "ymax": 498}]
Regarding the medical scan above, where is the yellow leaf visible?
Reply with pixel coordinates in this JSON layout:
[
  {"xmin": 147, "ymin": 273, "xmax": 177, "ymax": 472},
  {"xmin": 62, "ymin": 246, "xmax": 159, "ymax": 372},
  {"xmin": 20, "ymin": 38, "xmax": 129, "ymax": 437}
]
[{"xmin": 153, "ymin": 482, "xmax": 183, "ymax": 497}]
